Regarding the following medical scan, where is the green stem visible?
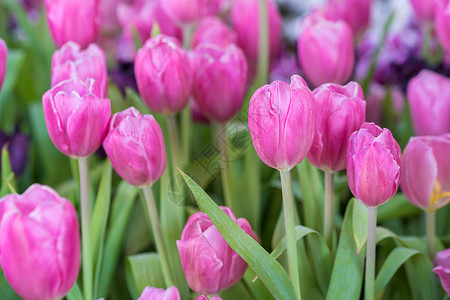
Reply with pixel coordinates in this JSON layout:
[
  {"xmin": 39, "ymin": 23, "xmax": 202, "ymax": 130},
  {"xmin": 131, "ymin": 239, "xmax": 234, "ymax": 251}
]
[
  {"xmin": 323, "ymin": 172, "xmax": 334, "ymax": 248},
  {"xmin": 365, "ymin": 206, "xmax": 377, "ymax": 300},
  {"xmin": 251, "ymin": 0, "xmax": 269, "ymax": 91},
  {"xmin": 426, "ymin": 211, "xmax": 436, "ymax": 259},
  {"xmin": 181, "ymin": 24, "xmax": 194, "ymax": 165},
  {"xmin": 142, "ymin": 186, "xmax": 174, "ymax": 286},
  {"xmin": 182, "ymin": 24, "xmax": 193, "ymax": 50},
  {"xmin": 78, "ymin": 157, "xmax": 92, "ymax": 300},
  {"xmin": 280, "ymin": 170, "xmax": 301, "ymax": 300},
  {"xmin": 166, "ymin": 115, "xmax": 182, "ymax": 169},
  {"xmin": 216, "ymin": 123, "xmax": 232, "ymax": 208}
]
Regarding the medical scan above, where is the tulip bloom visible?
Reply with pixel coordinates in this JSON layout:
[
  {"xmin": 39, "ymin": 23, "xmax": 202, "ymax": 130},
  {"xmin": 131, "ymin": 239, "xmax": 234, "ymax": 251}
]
[
  {"xmin": 249, "ymin": 75, "xmax": 315, "ymax": 171},
  {"xmin": 0, "ymin": 184, "xmax": 80, "ymax": 300},
  {"xmin": 177, "ymin": 206, "xmax": 254, "ymax": 295},
  {"xmin": 410, "ymin": 0, "xmax": 435, "ymax": 23},
  {"xmin": 196, "ymin": 296, "xmax": 222, "ymax": 300},
  {"xmin": 436, "ymin": 0, "xmax": 450, "ymax": 54},
  {"xmin": 135, "ymin": 35, "xmax": 192, "ymax": 115},
  {"xmin": 407, "ymin": 70, "xmax": 450, "ymax": 136},
  {"xmin": 193, "ymin": 43, "xmax": 247, "ymax": 122},
  {"xmin": 42, "ymin": 78, "xmax": 111, "ymax": 158},
  {"xmin": 51, "ymin": 41, "xmax": 107, "ymax": 96},
  {"xmin": 298, "ymin": 13, "xmax": 355, "ymax": 87},
  {"xmin": 324, "ymin": 0, "xmax": 371, "ymax": 35},
  {"xmin": 192, "ymin": 17, "xmax": 237, "ymax": 48},
  {"xmin": 138, "ymin": 286, "xmax": 180, "ymax": 300},
  {"xmin": 0, "ymin": 38, "xmax": 6, "ymax": 92},
  {"xmin": 308, "ymin": 82, "xmax": 366, "ymax": 173},
  {"xmin": 161, "ymin": 0, "xmax": 224, "ymax": 25},
  {"xmin": 45, "ymin": 0, "xmax": 100, "ymax": 48},
  {"xmin": 434, "ymin": 249, "xmax": 450, "ymax": 296},
  {"xmin": 103, "ymin": 107, "xmax": 166, "ymax": 187}
]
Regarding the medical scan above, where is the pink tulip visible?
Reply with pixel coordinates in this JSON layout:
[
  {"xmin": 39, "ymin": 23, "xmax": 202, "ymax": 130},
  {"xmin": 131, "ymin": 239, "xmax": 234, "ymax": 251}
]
[
  {"xmin": 248, "ymin": 75, "xmax": 315, "ymax": 171},
  {"xmin": 410, "ymin": 0, "xmax": 435, "ymax": 23},
  {"xmin": 347, "ymin": 122, "xmax": 401, "ymax": 207},
  {"xmin": 161, "ymin": 0, "xmax": 225, "ymax": 25},
  {"xmin": 434, "ymin": 249, "xmax": 450, "ymax": 296},
  {"xmin": 323, "ymin": 0, "xmax": 372, "ymax": 35},
  {"xmin": 192, "ymin": 17, "xmax": 237, "ymax": 48},
  {"xmin": 51, "ymin": 41, "xmax": 107, "ymax": 97},
  {"xmin": 42, "ymin": 78, "xmax": 111, "ymax": 157},
  {"xmin": 103, "ymin": 107, "xmax": 166, "ymax": 187},
  {"xmin": 193, "ymin": 43, "xmax": 247, "ymax": 122},
  {"xmin": 407, "ymin": 70, "xmax": 450, "ymax": 136},
  {"xmin": 45, "ymin": 0, "xmax": 100, "ymax": 48},
  {"xmin": 177, "ymin": 206, "xmax": 254, "ymax": 295},
  {"xmin": 307, "ymin": 82, "xmax": 366, "ymax": 173},
  {"xmin": 135, "ymin": 34, "xmax": 192, "ymax": 115},
  {"xmin": 0, "ymin": 38, "xmax": 6, "ymax": 92},
  {"xmin": 401, "ymin": 134, "xmax": 450, "ymax": 212},
  {"xmin": 0, "ymin": 184, "xmax": 80, "ymax": 300},
  {"xmin": 138, "ymin": 286, "xmax": 180, "ymax": 300},
  {"xmin": 435, "ymin": 0, "xmax": 450, "ymax": 54},
  {"xmin": 298, "ymin": 13, "xmax": 355, "ymax": 87},
  {"xmin": 195, "ymin": 295, "xmax": 222, "ymax": 300}
]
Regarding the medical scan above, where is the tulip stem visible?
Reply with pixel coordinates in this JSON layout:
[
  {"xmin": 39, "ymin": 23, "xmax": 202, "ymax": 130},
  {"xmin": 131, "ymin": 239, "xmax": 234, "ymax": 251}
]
[
  {"xmin": 253, "ymin": 0, "xmax": 269, "ymax": 88},
  {"xmin": 181, "ymin": 24, "xmax": 194, "ymax": 166},
  {"xmin": 280, "ymin": 170, "xmax": 301, "ymax": 300},
  {"xmin": 142, "ymin": 186, "xmax": 174, "ymax": 287},
  {"xmin": 216, "ymin": 123, "xmax": 232, "ymax": 208},
  {"xmin": 323, "ymin": 171, "xmax": 334, "ymax": 248},
  {"xmin": 426, "ymin": 211, "xmax": 436, "ymax": 259},
  {"xmin": 365, "ymin": 206, "xmax": 377, "ymax": 300},
  {"xmin": 78, "ymin": 157, "xmax": 92, "ymax": 300},
  {"xmin": 166, "ymin": 115, "xmax": 182, "ymax": 169},
  {"xmin": 182, "ymin": 24, "xmax": 193, "ymax": 50}
]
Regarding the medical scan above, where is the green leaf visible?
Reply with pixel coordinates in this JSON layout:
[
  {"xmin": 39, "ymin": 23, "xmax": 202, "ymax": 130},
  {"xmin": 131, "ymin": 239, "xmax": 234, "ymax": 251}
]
[
  {"xmin": 66, "ymin": 283, "xmax": 83, "ymax": 300},
  {"xmin": 353, "ymin": 200, "xmax": 368, "ymax": 255},
  {"xmin": 125, "ymin": 253, "xmax": 164, "ymax": 299},
  {"xmin": 0, "ymin": 268, "xmax": 20, "ymax": 300},
  {"xmin": 178, "ymin": 169, "xmax": 298, "ymax": 300},
  {"xmin": 0, "ymin": 146, "xmax": 16, "ymax": 197},
  {"xmin": 243, "ymin": 268, "xmax": 273, "ymax": 300},
  {"xmin": 377, "ymin": 194, "xmax": 420, "ymax": 222}
]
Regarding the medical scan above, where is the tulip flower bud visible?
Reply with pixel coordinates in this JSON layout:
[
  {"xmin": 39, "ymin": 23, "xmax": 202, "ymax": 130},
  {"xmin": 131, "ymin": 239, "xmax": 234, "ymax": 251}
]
[
  {"xmin": 45, "ymin": 0, "xmax": 100, "ymax": 48},
  {"xmin": 138, "ymin": 286, "xmax": 180, "ymax": 300},
  {"xmin": 192, "ymin": 17, "xmax": 237, "ymax": 48},
  {"xmin": 161, "ymin": 0, "xmax": 224, "ymax": 25},
  {"xmin": 323, "ymin": 0, "xmax": 371, "ymax": 36},
  {"xmin": 307, "ymin": 82, "xmax": 366, "ymax": 173},
  {"xmin": 249, "ymin": 75, "xmax": 315, "ymax": 171},
  {"xmin": 407, "ymin": 70, "xmax": 450, "ymax": 136},
  {"xmin": 434, "ymin": 249, "xmax": 450, "ymax": 296},
  {"xmin": 103, "ymin": 107, "xmax": 166, "ymax": 187},
  {"xmin": 135, "ymin": 35, "xmax": 192, "ymax": 115},
  {"xmin": 400, "ymin": 135, "xmax": 450, "ymax": 212},
  {"xmin": 410, "ymin": 0, "xmax": 435, "ymax": 23},
  {"xmin": 42, "ymin": 78, "xmax": 111, "ymax": 158},
  {"xmin": 193, "ymin": 43, "xmax": 247, "ymax": 122},
  {"xmin": 0, "ymin": 38, "xmax": 6, "ymax": 92},
  {"xmin": 177, "ymin": 206, "xmax": 254, "ymax": 295},
  {"xmin": 196, "ymin": 296, "xmax": 222, "ymax": 300},
  {"xmin": 436, "ymin": 0, "xmax": 450, "ymax": 54},
  {"xmin": 0, "ymin": 184, "xmax": 80, "ymax": 300},
  {"xmin": 51, "ymin": 41, "xmax": 107, "ymax": 97},
  {"xmin": 298, "ymin": 13, "xmax": 355, "ymax": 87},
  {"xmin": 347, "ymin": 122, "xmax": 401, "ymax": 207}
]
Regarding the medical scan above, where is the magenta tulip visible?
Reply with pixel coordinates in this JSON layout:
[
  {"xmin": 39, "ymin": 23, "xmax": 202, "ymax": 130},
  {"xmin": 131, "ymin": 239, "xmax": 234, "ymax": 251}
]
[
  {"xmin": 51, "ymin": 41, "xmax": 107, "ymax": 97},
  {"xmin": 436, "ymin": 0, "xmax": 450, "ymax": 54},
  {"xmin": 407, "ymin": 70, "xmax": 450, "ymax": 136},
  {"xmin": 401, "ymin": 134, "xmax": 450, "ymax": 212},
  {"xmin": 42, "ymin": 78, "xmax": 111, "ymax": 157},
  {"xmin": 0, "ymin": 184, "xmax": 80, "ymax": 300},
  {"xmin": 192, "ymin": 17, "xmax": 237, "ymax": 48},
  {"xmin": 248, "ymin": 75, "xmax": 315, "ymax": 170},
  {"xmin": 138, "ymin": 286, "xmax": 180, "ymax": 300},
  {"xmin": 177, "ymin": 206, "xmax": 254, "ymax": 295},
  {"xmin": 0, "ymin": 38, "xmax": 6, "ymax": 92},
  {"xmin": 135, "ymin": 34, "xmax": 192, "ymax": 115},
  {"xmin": 323, "ymin": 0, "xmax": 371, "ymax": 35},
  {"xmin": 307, "ymin": 82, "xmax": 366, "ymax": 173},
  {"xmin": 193, "ymin": 43, "xmax": 247, "ymax": 122},
  {"xmin": 195, "ymin": 296, "xmax": 222, "ymax": 300},
  {"xmin": 410, "ymin": 0, "xmax": 435, "ymax": 23},
  {"xmin": 347, "ymin": 122, "xmax": 401, "ymax": 207},
  {"xmin": 161, "ymin": 0, "xmax": 224, "ymax": 25},
  {"xmin": 45, "ymin": 0, "xmax": 100, "ymax": 48},
  {"xmin": 298, "ymin": 13, "xmax": 355, "ymax": 87},
  {"xmin": 434, "ymin": 249, "xmax": 450, "ymax": 295},
  {"xmin": 103, "ymin": 107, "xmax": 166, "ymax": 187}
]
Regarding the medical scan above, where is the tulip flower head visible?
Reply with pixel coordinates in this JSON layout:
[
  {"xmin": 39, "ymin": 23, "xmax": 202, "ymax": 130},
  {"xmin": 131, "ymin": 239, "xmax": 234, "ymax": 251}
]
[
  {"xmin": 324, "ymin": 0, "xmax": 372, "ymax": 36},
  {"xmin": 347, "ymin": 122, "xmax": 401, "ymax": 207},
  {"xmin": 196, "ymin": 295, "xmax": 223, "ymax": 300},
  {"xmin": 410, "ymin": 0, "xmax": 435, "ymax": 23},
  {"xmin": 435, "ymin": 0, "xmax": 450, "ymax": 54},
  {"xmin": 434, "ymin": 249, "xmax": 450, "ymax": 296},
  {"xmin": 138, "ymin": 286, "xmax": 180, "ymax": 300},
  {"xmin": 249, "ymin": 75, "xmax": 315, "ymax": 171},
  {"xmin": 0, "ymin": 184, "xmax": 80, "ymax": 300},
  {"xmin": 161, "ymin": 0, "xmax": 225, "ymax": 25},
  {"xmin": 192, "ymin": 17, "xmax": 237, "ymax": 48},
  {"xmin": 401, "ymin": 134, "xmax": 450, "ymax": 212},
  {"xmin": 0, "ymin": 38, "xmax": 6, "ymax": 92}
]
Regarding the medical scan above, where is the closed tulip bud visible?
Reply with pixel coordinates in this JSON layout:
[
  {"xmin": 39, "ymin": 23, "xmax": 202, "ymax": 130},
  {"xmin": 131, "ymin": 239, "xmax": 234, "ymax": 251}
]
[
  {"xmin": 436, "ymin": 0, "xmax": 450, "ymax": 54},
  {"xmin": 407, "ymin": 70, "xmax": 450, "ymax": 136},
  {"xmin": 434, "ymin": 249, "xmax": 450, "ymax": 296},
  {"xmin": 324, "ymin": 0, "xmax": 372, "ymax": 35},
  {"xmin": 51, "ymin": 41, "xmax": 107, "ymax": 97},
  {"xmin": 192, "ymin": 17, "xmax": 237, "ymax": 48},
  {"xmin": 177, "ymin": 206, "xmax": 254, "ymax": 295},
  {"xmin": 401, "ymin": 135, "xmax": 450, "ymax": 212},
  {"xmin": 307, "ymin": 82, "xmax": 366, "ymax": 173},
  {"xmin": 0, "ymin": 184, "xmax": 80, "ymax": 300},
  {"xmin": 135, "ymin": 35, "xmax": 192, "ymax": 115},
  {"xmin": 0, "ymin": 38, "xmax": 6, "ymax": 92},
  {"xmin": 103, "ymin": 107, "xmax": 166, "ymax": 187},
  {"xmin": 196, "ymin": 296, "xmax": 222, "ymax": 300},
  {"xmin": 161, "ymin": 0, "xmax": 224, "ymax": 25},
  {"xmin": 298, "ymin": 13, "xmax": 355, "ymax": 87},
  {"xmin": 347, "ymin": 122, "xmax": 401, "ymax": 207},
  {"xmin": 138, "ymin": 286, "xmax": 180, "ymax": 300},
  {"xmin": 45, "ymin": 0, "xmax": 100, "ymax": 48},
  {"xmin": 410, "ymin": 0, "xmax": 435, "ymax": 23},
  {"xmin": 249, "ymin": 75, "xmax": 315, "ymax": 170}
]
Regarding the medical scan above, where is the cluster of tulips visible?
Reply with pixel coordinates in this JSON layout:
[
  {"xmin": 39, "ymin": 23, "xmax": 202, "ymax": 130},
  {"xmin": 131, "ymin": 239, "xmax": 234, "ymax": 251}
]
[{"xmin": 0, "ymin": 0, "xmax": 450, "ymax": 299}]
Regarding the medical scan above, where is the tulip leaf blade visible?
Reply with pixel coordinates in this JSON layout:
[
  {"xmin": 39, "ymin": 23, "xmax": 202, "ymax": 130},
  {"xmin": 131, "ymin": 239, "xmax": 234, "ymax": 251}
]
[
  {"xmin": 66, "ymin": 282, "xmax": 83, "ymax": 300},
  {"xmin": 178, "ymin": 169, "xmax": 298, "ymax": 300},
  {"xmin": 353, "ymin": 200, "xmax": 368, "ymax": 255},
  {"xmin": 125, "ymin": 253, "xmax": 164, "ymax": 299},
  {"xmin": 0, "ymin": 146, "xmax": 16, "ymax": 197}
]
